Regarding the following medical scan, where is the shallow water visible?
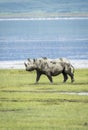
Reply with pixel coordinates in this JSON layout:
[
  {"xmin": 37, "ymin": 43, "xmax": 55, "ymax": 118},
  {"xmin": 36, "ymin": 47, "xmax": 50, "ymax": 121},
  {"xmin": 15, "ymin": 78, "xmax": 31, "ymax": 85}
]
[
  {"xmin": 59, "ymin": 92, "xmax": 88, "ymax": 96},
  {"xmin": 0, "ymin": 60, "xmax": 88, "ymax": 69}
]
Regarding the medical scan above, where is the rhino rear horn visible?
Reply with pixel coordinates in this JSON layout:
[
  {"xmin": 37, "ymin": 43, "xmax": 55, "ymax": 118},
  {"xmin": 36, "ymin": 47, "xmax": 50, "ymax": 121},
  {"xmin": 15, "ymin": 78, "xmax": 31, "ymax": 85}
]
[{"xmin": 28, "ymin": 58, "xmax": 30, "ymax": 62}]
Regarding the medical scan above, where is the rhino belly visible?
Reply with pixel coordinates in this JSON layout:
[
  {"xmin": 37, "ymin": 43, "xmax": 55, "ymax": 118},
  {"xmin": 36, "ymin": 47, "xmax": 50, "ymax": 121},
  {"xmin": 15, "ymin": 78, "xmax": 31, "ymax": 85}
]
[{"xmin": 51, "ymin": 70, "xmax": 62, "ymax": 76}]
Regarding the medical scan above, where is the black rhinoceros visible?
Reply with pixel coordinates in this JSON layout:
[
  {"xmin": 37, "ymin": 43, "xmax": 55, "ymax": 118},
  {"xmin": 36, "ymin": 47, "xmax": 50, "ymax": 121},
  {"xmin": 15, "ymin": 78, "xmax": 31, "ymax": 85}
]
[{"xmin": 24, "ymin": 58, "xmax": 74, "ymax": 83}]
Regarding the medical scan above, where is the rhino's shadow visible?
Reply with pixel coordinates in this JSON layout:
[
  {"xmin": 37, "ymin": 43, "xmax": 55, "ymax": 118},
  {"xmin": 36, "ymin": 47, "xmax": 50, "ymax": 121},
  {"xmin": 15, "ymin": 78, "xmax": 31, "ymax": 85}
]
[
  {"xmin": 23, "ymin": 82, "xmax": 71, "ymax": 86},
  {"xmin": 22, "ymin": 82, "xmax": 88, "ymax": 86}
]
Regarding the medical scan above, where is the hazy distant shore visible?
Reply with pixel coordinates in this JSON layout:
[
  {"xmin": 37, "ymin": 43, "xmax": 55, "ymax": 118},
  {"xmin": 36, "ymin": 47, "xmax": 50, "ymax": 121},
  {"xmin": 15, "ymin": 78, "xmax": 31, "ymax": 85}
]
[
  {"xmin": 0, "ymin": 60, "xmax": 88, "ymax": 69},
  {"xmin": 0, "ymin": 12, "xmax": 88, "ymax": 19}
]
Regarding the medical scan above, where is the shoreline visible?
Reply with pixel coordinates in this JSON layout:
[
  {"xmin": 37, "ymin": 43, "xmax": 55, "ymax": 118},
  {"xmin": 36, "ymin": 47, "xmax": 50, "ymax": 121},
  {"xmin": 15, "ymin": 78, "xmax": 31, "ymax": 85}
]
[
  {"xmin": 0, "ymin": 60, "xmax": 88, "ymax": 69},
  {"xmin": 0, "ymin": 17, "xmax": 88, "ymax": 21}
]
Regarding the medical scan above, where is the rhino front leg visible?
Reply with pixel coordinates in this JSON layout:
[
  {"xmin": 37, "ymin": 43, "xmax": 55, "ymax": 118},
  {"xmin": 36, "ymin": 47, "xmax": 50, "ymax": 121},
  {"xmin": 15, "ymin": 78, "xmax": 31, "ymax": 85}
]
[
  {"xmin": 36, "ymin": 71, "xmax": 41, "ymax": 83},
  {"xmin": 47, "ymin": 75, "xmax": 53, "ymax": 83}
]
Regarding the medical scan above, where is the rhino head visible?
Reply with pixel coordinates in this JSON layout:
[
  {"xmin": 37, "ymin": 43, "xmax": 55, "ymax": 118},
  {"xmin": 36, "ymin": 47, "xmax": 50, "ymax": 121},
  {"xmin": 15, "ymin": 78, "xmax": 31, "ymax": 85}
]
[{"xmin": 24, "ymin": 59, "xmax": 36, "ymax": 71}]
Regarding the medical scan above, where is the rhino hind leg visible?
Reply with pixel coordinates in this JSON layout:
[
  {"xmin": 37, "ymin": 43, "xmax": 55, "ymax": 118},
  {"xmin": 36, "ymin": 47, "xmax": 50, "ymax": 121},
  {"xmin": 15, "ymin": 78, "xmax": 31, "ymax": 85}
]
[
  {"xmin": 62, "ymin": 72, "xmax": 68, "ymax": 83},
  {"xmin": 71, "ymin": 73, "xmax": 75, "ymax": 83},
  {"xmin": 68, "ymin": 73, "xmax": 74, "ymax": 83}
]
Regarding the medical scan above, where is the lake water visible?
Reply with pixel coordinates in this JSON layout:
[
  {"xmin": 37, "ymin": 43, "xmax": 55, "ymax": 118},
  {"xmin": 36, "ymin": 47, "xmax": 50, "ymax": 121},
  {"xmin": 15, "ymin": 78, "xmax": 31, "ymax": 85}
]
[
  {"xmin": 0, "ymin": 18, "xmax": 88, "ymax": 60},
  {"xmin": 0, "ymin": 39, "xmax": 88, "ymax": 61},
  {"xmin": 0, "ymin": 18, "xmax": 88, "ymax": 68}
]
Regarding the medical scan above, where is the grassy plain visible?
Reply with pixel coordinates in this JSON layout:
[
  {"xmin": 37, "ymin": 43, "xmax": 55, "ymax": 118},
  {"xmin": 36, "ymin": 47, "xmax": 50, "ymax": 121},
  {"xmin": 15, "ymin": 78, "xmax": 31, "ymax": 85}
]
[{"xmin": 0, "ymin": 69, "xmax": 88, "ymax": 130}]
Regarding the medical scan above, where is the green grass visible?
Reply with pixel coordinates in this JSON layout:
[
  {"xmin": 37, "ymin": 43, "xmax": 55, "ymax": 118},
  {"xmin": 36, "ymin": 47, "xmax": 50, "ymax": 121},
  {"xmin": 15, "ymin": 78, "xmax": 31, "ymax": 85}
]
[{"xmin": 0, "ymin": 69, "xmax": 88, "ymax": 130}]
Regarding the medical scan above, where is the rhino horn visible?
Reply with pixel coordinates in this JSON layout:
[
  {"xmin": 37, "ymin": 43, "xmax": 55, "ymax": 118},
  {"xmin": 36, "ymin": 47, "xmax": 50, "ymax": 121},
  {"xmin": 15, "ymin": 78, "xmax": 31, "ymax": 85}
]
[
  {"xmin": 33, "ymin": 58, "xmax": 36, "ymax": 62},
  {"xmin": 28, "ymin": 58, "xmax": 30, "ymax": 62},
  {"xmin": 24, "ymin": 62, "xmax": 27, "ymax": 67}
]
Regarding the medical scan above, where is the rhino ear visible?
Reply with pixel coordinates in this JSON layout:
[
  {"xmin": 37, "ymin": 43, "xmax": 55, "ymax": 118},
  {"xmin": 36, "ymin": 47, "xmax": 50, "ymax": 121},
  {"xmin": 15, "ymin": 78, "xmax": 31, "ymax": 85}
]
[
  {"xmin": 24, "ymin": 62, "xmax": 27, "ymax": 67},
  {"xmin": 33, "ymin": 59, "xmax": 36, "ymax": 62},
  {"xmin": 28, "ymin": 58, "xmax": 30, "ymax": 62},
  {"xmin": 42, "ymin": 57, "xmax": 47, "ymax": 59}
]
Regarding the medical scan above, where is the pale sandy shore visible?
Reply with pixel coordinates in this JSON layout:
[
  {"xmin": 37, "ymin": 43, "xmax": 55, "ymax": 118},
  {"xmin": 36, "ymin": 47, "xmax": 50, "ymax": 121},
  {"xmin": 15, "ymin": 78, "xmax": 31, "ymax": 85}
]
[{"xmin": 0, "ymin": 60, "xmax": 88, "ymax": 69}]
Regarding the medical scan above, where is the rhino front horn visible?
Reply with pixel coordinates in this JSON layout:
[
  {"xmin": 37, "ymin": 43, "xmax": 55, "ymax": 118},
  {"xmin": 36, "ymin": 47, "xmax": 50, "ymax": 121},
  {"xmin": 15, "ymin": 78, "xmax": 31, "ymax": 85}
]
[{"xmin": 24, "ymin": 62, "xmax": 27, "ymax": 67}]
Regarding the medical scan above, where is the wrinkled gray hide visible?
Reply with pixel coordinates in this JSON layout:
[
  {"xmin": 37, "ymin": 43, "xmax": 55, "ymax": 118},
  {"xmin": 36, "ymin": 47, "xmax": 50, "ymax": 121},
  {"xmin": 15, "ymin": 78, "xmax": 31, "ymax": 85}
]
[{"xmin": 24, "ymin": 58, "xmax": 74, "ymax": 83}]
